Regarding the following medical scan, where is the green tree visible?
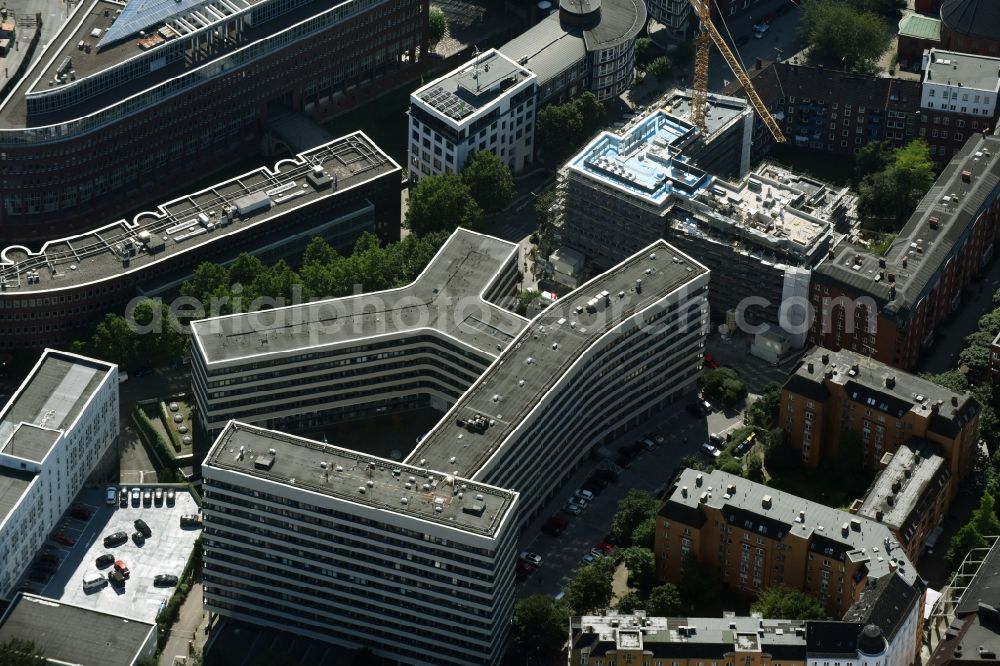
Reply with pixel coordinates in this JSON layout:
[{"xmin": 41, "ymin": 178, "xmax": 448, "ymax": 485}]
[
  {"xmin": 715, "ymin": 452, "xmax": 743, "ymax": 476},
  {"xmin": 180, "ymin": 261, "xmax": 231, "ymax": 307},
  {"xmin": 868, "ymin": 232, "xmax": 896, "ymax": 257},
  {"xmin": 535, "ymin": 102, "xmax": 584, "ymax": 164},
  {"xmin": 751, "ymin": 585, "xmax": 826, "ymax": 620},
  {"xmin": 700, "ymin": 368, "xmax": 747, "ymax": 408},
  {"xmin": 575, "ymin": 92, "xmax": 606, "ymax": 137},
  {"xmin": 130, "ymin": 299, "xmax": 187, "ymax": 368},
  {"xmin": 515, "ymin": 290, "xmax": 541, "ymax": 316},
  {"xmin": 746, "ymin": 454, "xmax": 764, "ymax": 482},
  {"xmin": 428, "ymin": 8, "xmax": 447, "ymax": 44},
  {"xmin": 853, "ymin": 140, "xmax": 893, "ymax": 185},
  {"xmin": 647, "ymin": 56, "xmax": 671, "ymax": 81},
  {"xmin": 615, "ymin": 590, "xmax": 646, "ymax": 614},
  {"xmin": 0, "ymin": 638, "xmax": 45, "ymax": 664},
  {"xmin": 566, "ymin": 557, "xmax": 616, "ymax": 614},
  {"xmin": 858, "ymin": 140, "xmax": 935, "ymax": 227},
  {"xmin": 920, "ymin": 369, "xmax": 969, "ymax": 393},
  {"xmin": 610, "ymin": 489, "xmax": 659, "ymax": 546},
  {"xmin": 973, "ymin": 491, "xmax": 1000, "ymax": 536},
  {"xmin": 800, "ymin": 1, "xmax": 889, "ymax": 73},
  {"xmin": 510, "ymin": 595, "xmax": 569, "ymax": 662},
  {"xmin": 634, "ymin": 37, "xmax": 656, "ymax": 66},
  {"xmin": 646, "ymin": 583, "xmax": 682, "ymax": 616},
  {"xmin": 406, "ymin": 174, "xmax": 482, "ymax": 235},
  {"xmin": 632, "ymin": 515, "xmax": 657, "ymax": 550},
  {"xmin": 621, "ymin": 546, "xmax": 656, "ymax": 586},
  {"xmin": 228, "ymin": 253, "xmax": 266, "ymax": 288},
  {"xmin": 947, "ymin": 522, "xmax": 988, "ymax": 564},
  {"xmin": 461, "ymin": 150, "xmax": 515, "ymax": 213},
  {"xmin": 745, "ymin": 381, "xmax": 782, "ymax": 428}
]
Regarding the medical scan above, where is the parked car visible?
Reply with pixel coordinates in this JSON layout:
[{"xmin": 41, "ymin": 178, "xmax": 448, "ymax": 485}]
[
  {"xmin": 686, "ymin": 403, "xmax": 705, "ymax": 417},
  {"xmin": 108, "ymin": 569, "xmax": 126, "ymax": 588},
  {"xmin": 700, "ymin": 399, "xmax": 713, "ymax": 413},
  {"xmin": 103, "ymin": 532, "xmax": 128, "ymax": 548},
  {"xmin": 575, "ymin": 489, "xmax": 595, "ymax": 502},
  {"xmin": 131, "ymin": 531, "xmax": 145, "ymax": 545},
  {"xmin": 180, "ymin": 514, "xmax": 203, "ymax": 528},
  {"xmin": 114, "ymin": 560, "xmax": 130, "ymax": 578},
  {"xmin": 154, "ymin": 574, "xmax": 179, "ymax": 587},
  {"xmin": 106, "ymin": 486, "xmax": 117, "ymax": 505},
  {"xmin": 566, "ymin": 496, "xmax": 589, "ymax": 510},
  {"xmin": 753, "ymin": 23, "xmax": 769, "ymax": 38},
  {"xmin": 733, "ymin": 432, "xmax": 757, "ymax": 457},
  {"xmin": 54, "ymin": 532, "xmax": 75, "ymax": 546},
  {"xmin": 95, "ymin": 554, "xmax": 115, "ymax": 568},
  {"xmin": 735, "ymin": 33, "xmax": 750, "ymax": 47},
  {"xmin": 134, "ymin": 518, "xmax": 152, "ymax": 538},
  {"xmin": 131, "ymin": 488, "xmax": 141, "ymax": 506},
  {"xmin": 166, "ymin": 489, "xmax": 176, "ymax": 507},
  {"xmin": 646, "ymin": 432, "xmax": 665, "ymax": 445},
  {"xmin": 70, "ymin": 505, "xmax": 90, "ymax": 520},
  {"xmin": 595, "ymin": 541, "xmax": 614, "ymax": 555},
  {"xmin": 83, "ymin": 573, "xmax": 107, "ymax": 591},
  {"xmin": 703, "ymin": 353, "xmax": 721, "ymax": 369},
  {"xmin": 581, "ymin": 552, "xmax": 598, "ymax": 565},
  {"xmin": 708, "ymin": 433, "xmax": 724, "ymax": 447},
  {"xmin": 119, "ymin": 488, "xmax": 128, "ymax": 508},
  {"xmin": 542, "ymin": 515, "xmax": 569, "ymax": 536},
  {"xmin": 701, "ymin": 442, "xmax": 722, "ymax": 458},
  {"xmin": 615, "ymin": 456, "xmax": 633, "ymax": 470},
  {"xmin": 515, "ymin": 560, "xmax": 537, "ymax": 579},
  {"xmin": 589, "ymin": 548, "xmax": 605, "ymax": 559},
  {"xmin": 38, "ymin": 553, "xmax": 58, "ymax": 565},
  {"xmin": 563, "ymin": 503, "xmax": 583, "ymax": 516},
  {"xmin": 154, "ymin": 488, "xmax": 164, "ymax": 506},
  {"xmin": 519, "ymin": 551, "xmax": 543, "ymax": 567},
  {"xmin": 142, "ymin": 490, "xmax": 152, "ymax": 507}
]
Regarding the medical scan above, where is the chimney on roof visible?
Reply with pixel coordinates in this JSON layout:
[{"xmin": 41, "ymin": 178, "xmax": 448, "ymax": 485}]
[
  {"xmin": 822, "ymin": 353, "xmax": 830, "ymax": 365},
  {"xmin": 878, "ymin": 258, "xmax": 886, "ymax": 269},
  {"xmin": 902, "ymin": 257, "xmax": 908, "ymax": 268},
  {"xmin": 875, "ymin": 510, "xmax": 884, "ymax": 522},
  {"xmin": 807, "ymin": 361, "xmax": 815, "ymax": 373},
  {"xmin": 931, "ymin": 403, "xmax": 940, "ymax": 414},
  {"xmin": 762, "ymin": 495, "xmax": 772, "ymax": 509},
  {"xmin": 681, "ymin": 486, "xmax": 688, "ymax": 498},
  {"xmin": 885, "ymin": 375, "xmax": 896, "ymax": 389},
  {"xmin": 952, "ymin": 396, "xmax": 959, "ymax": 406}
]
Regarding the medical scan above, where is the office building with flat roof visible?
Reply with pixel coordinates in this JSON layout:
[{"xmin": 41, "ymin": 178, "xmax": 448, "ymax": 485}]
[
  {"xmin": 554, "ymin": 99, "xmax": 842, "ymax": 339},
  {"xmin": 0, "ymin": 593, "xmax": 156, "ymax": 664},
  {"xmin": 852, "ymin": 440, "xmax": 952, "ymax": 563},
  {"xmin": 408, "ymin": 49, "xmax": 536, "ymax": 181},
  {"xmin": 780, "ymin": 347, "xmax": 979, "ymax": 480},
  {"xmin": 0, "ymin": 349, "xmax": 118, "ymax": 598},
  {"xmin": 200, "ymin": 234, "xmax": 710, "ymax": 664},
  {"xmin": 810, "ymin": 133, "xmax": 1000, "ymax": 370},
  {"xmin": 656, "ymin": 468, "xmax": 925, "ymax": 666},
  {"xmin": 191, "ymin": 228, "xmax": 526, "ymax": 435},
  {"xmin": 0, "ymin": 0, "xmax": 424, "ymax": 244},
  {"xmin": 0, "ymin": 132, "xmax": 400, "ymax": 357},
  {"xmin": 499, "ymin": 0, "xmax": 646, "ymax": 105}
]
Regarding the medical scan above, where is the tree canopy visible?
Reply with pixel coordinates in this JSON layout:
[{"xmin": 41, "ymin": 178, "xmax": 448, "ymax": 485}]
[
  {"xmin": 610, "ymin": 489, "xmax": 660, "ymax": 546},
  {"xmin": 646, "ymin": 583, "xmax": 682, "ymax": 616},
  {"xmin": 535, "ymin": 93, "xmax": 605, "ymax": 164},
  {"xmin": 566, "ymin": 556, "xmax": 616, "ymax": 614},
  {"xmin": 615, "ymin": 591, "xmax": 646, "ymax": 614},
  {"xmin": 647, "ymin": 56, "xmax": 671, "ymax": 81},
  {"xmin": 800, "ymin": 1, "xmax": 890, "ymax": 73},
  {"xmin": 70, "ymin": 299, "xmax": 186, "ymax": 372},
  {"xmin": 746, "ymin": 381, "xmax": 782, "ymax": 428},
  {"xmin": 406, "ymin": 173, "xmax": 482, "ymax": 235},
  {"xmin": 510, "ymin": 595, "xmax": 569, "ymax": 662},
  {"xmin": 751, "ymin": 585, "xmax": 826, "ymax": 620},
  {"xmin": 700, "ymin": 368, "xmax": 747, "ymax": 409},
  {"xmin": 461, "ymin": 150, "xmax": 515, "ymax": 213},
  {"xmin": 857, "ymin": 140, "xmax": 935, "ymax": 228},
  {"xmin": 621, "ymin": 546, "xmax": 656, "ymax": 586},
  {"xmin": 428, "ymin": 8, "xmax": 447, "ymax": 44}
]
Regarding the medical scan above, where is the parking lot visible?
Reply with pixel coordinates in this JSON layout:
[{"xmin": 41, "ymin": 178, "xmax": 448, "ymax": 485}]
[
  {"xmin": 18, "ymin": 485, "xmax": 202, "ymax": 623},
  {"xmin": 516, "ymin": 396, "xmax": 742, "ymax": 598}
]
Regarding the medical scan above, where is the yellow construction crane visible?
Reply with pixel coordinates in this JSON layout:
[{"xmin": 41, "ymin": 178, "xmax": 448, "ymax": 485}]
[{"xmin": 688, "ymin": 0, "xmax": 786, "ymax": 143}]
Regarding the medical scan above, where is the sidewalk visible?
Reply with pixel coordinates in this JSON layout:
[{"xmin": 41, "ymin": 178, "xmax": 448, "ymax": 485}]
[{"xmin": 159, "ymin": 581, "xmax": 209, "ymax": 665}]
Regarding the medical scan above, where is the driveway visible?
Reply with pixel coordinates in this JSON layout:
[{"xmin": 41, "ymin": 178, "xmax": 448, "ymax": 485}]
[{"xmin": 515, "ymin": 399, "xmax": 737, "ymax": 598}]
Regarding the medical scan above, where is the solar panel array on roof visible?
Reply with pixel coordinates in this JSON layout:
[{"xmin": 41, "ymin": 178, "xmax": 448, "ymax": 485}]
[
  {"xmin": 420, "ymin": 86, "xmax": 474, "ymax": 121},
  {"xmin": 98, "ymin": 0, "xmax": 214, "ymax": 48}
]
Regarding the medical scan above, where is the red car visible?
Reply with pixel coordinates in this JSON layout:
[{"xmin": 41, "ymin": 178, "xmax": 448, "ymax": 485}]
[
  {"xmin": 54, "ymin": 532, "xmax": 75, "ymax": 546},
  {"xmin": 70, "ymin": 506, "xmax": 90, "ymax": 520},
  {"xmin": 703, "ymin": 354, "xmax": 721, "ymax": 369},
  {"xmin": 115, "ymin": 560, "xmax": 130, "ymax": 579},
  {"xmin": 595, "ymin": 542, "xmax": 614, "ymax": 555}
]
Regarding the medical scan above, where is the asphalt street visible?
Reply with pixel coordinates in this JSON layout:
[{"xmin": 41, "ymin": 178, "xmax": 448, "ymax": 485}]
[{"xmin": 516, "ymin": 398, "xmax": 742, "ymax": 599}]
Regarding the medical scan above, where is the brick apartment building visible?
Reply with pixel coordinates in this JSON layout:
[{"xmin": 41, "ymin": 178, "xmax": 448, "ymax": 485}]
[
  {"xmin": 809, "ymin": 132, "xmax": 1000, "ymax": 370},
  {"xmin": 655, "ymin": 468, "xmax": 926, "ymax": 666},
  {"xmin": 779, "ymin": 348, "xmax": 979, "ymax": 484}
]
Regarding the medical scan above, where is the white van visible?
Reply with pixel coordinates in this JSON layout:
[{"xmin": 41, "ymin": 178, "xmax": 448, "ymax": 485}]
[{"xmin": 83, "ymin": 573, "xmax": 107, "ymax": 591}]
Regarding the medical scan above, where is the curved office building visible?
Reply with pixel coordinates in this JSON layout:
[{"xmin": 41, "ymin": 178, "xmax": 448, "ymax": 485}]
[{"xmin": 0, "ymin": 0, "xmax": 425, "ymax": 243}]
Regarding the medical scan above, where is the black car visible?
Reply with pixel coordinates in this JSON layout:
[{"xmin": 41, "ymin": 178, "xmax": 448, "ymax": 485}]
[
  {"xmin": 119, "ymin": 488, "xmax": 128, "ymax": 508},
  {"xmin": 96, "ymin": 554, "xmax": 115, "ymax": 568},
  {"xmin": 686, "ymin": 403, "xmax": 704, "ymax": 417},
  {"xmin": 166, "ymin": 489, "xmax": 176, "ymax": 507},
  {"xmin": 103, "ymin": 531, "xmax": 128, "ymax": 548},
  {"xmin": 153, "ymin": 574, "xmax": 179, "ymax": 587},
  {"xmin": 134, "ymin": 519, "xmax": 152, "ymax": 538},
  {"xmin": 38, "ymin": 553, "xmax": 59, "ymax": 565},
  {"xmin": 735, "ymin": 34, "xmax": 750, "ymax": 47},
  {"xmin": 108, "ymin": 569, "xmax": 126, "ymax": 588},
  {"xmin": 132, "ymin": 531, "xmax": 145, "ymax": 545}
]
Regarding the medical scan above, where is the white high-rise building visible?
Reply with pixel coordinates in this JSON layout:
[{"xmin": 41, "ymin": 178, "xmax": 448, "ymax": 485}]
[
  {"xmin": 408, "ymin": 49, "xmax": 537, "ymax": 182},
  {"xmin": 198, "ymin": 230, "xmax": 710, "ymax": 665},
  {"xmin": 0, "ymin": 349, "xmax": 118, "ymax": 597}
]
